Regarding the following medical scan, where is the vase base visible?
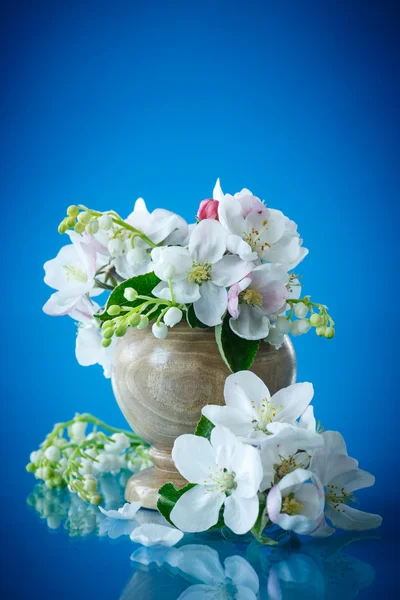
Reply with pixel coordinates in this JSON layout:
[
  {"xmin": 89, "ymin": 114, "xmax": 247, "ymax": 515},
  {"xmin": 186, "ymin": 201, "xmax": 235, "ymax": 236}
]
[{"xmin": 125, "ymin": 466, "xmax": 187, "ymax": 510}]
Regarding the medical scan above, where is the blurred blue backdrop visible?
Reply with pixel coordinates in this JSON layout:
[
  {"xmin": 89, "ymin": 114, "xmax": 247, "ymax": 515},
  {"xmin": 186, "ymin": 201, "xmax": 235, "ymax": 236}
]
[{"xmin": 2, "ymin": 0, "xmax": 398, "ymax": 597}]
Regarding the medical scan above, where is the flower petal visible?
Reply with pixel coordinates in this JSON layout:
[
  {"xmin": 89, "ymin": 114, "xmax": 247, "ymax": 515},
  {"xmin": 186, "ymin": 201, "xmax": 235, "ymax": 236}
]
[
  {"xmin": 130, "ymin": 523, "xmax": 183, "ymax": 547},
  {"xmin": 230, "ymin": 304, "xmax": 270, "ymax": 340},
  {"xmin": 326, "ymin": 504, "xmax": 382, "ymax": 532},
  {"xmin": 224, "ymin": 494, "xmax": 259, "ymax": 534},
  {"xmin": 329, "ymin": 468, "xmax": 375, "ymax": 494},
  {"xmin": 218, "ymin": 194, "xmax": 244, "ymax": 235},
  {"xmin": 193, "ymin": 281, "xmax": 227, "ymax": 327},
  {"xmin": 170, "ymin": 486, "xmax": 225, "ymax": 532},
  {"xmin": 233, "ymin": 444, "xmax": 263, "ymax": 498},
  {"xmin": 153, "ymin": 280, "xmax": 201, "ymax": 304},
  {"xmin": 272, "ymin": 382, "xmax": 314, "ymax": 423},
  {"xmin": 226, "ymin": 234, "xmax": 258, "ymax": 261},
  {"xmin": 310, "ymin": 449, "xmax": 358, "ymax": 487},
  {"xmin": 172, "ymin": 434, "xmax": 216, "ymax": 483},
  {"xmin": 168, "ymin": 544, "xmax": 225, "ymax": 585},
  {"xmin": 225, "ymin": 371, "xmax": 271, "ymax": 412},
  {"xmin": 212, "ymin": 255, "xmax": 254, "ymax": 287},
  {"xmin": 99, "ymin": 501, "xmax": 141, "ymax": 521},
  {"xmin": 213, "ymin": 178, "xmax": 224, "ymax": 201},
  {"xmin": 201, "ymin": 405, "xmax": 254, "ymax": 437},
  {"xmin": 153, "ymin": 246, "xmax": 192, "ymax": 282},
  {"xmin": 189, "ymin": 220, "xmax": 226, "ymax": 264},
  {"xmin": 224, "ymin": 556, "xmax": 260, "ymax": 595}
]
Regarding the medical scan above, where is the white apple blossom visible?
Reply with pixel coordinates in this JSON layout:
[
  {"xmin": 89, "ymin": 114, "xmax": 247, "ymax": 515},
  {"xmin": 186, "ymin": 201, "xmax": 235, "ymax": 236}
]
[
  {"xmin": 170, "ymin": 426, "xmax": 263, "ymax": 534},
  {"xmin": 43, "ymin": 231, "xmax": 102, "ymax": 317},
  {"xmin": 216, "ymin": 181, "xmax": 286, "ymax": 262},
  {"xmin": 227, "ymin": 263, "xmax": 290, "ymax": 340},
  {"xmin": 310, "ymin": 431, "xmax": 382, "ymax": 536},
  {"xmin": 75, "ymin": 321, "xmax": 115, "ymax": 379},
  {"xmin": 202, "ymin": 371, "xmax": 314, "ymax": 443},
  {"xmin": 152, "ymin": 219, "xmax": 253, "ymax": 326},
  {"xmin": 260, "ymin": 420, "xmax": 324, "ymax": 491},
  {"xmin": 267, "ymin": 468, "xmax": 325, "ymax": 535}
]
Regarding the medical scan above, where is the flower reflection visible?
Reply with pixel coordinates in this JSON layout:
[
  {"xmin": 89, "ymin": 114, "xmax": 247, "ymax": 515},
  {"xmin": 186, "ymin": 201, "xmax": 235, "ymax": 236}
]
[
  {"xmin": 126, "ymin": 534, "xmax": 376, "ymax": 600},
  {"xmin": 27, "ymin": 471, "xmax": 128, "ymax": 536}
]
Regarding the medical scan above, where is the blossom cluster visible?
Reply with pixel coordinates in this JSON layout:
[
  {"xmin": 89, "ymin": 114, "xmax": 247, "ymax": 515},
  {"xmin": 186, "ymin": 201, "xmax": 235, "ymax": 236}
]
[
  {"xmin": 160, "ymin": 371, "xmax": 381, "ymax": 543},
  {"xmin": 43, "ymin": 179, "xmax": 335, "ymax": 377},
  {"xmin": 26, "ymin": 414, "xmax": 151, "ymax": 504}
]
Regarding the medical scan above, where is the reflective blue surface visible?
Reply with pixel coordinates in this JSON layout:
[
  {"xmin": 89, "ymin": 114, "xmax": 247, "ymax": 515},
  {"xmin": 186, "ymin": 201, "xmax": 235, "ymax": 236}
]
[
  {"xmin": 2, "ymin": 1, "xmax": 398, "ymax": 597},
  {"xmin": 23, "ymin": 474, "xmax": 393, "ymax": 599}
]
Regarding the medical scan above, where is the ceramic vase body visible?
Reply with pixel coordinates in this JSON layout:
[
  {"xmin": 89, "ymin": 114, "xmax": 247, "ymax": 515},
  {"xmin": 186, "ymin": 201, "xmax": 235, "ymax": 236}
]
[{"xmin": 112, "ymin": 322, "xmax": 296, "ymax": 509}]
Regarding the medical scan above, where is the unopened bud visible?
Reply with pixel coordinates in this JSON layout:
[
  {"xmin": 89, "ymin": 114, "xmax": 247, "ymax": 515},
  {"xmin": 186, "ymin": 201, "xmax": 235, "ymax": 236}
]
[
  {"xmin": 291, "ymin": 320, "xmax": 311, "ymax": 336},
  {"xmin": 124, "ymin": 287, "xmax": 138, "ymax": 302},
  {"xmin": 316, "ymin": 325, "xmax": 327, "ymax": 337},
  {"xmin": 115, "ymin": 322, "xmax": 127, "ymax": 337},
  {"xmin": 74, "ymin": 222, "xmax": 86, "ymax": 234},
  {"xmin": 294, "ymin": 302, "xmax": 308, "ymax": 319},
  {"xmin": 84, "ymin": 476, "xmax": 97, "ymax": 493},
  {"xmin": 275, "ymin": 316, "xmax": 292, "ymax": 334},
  {"xmin": 86, "ymin": 218, "xmax": 99, "ymax": 234},
  {"xmin": 152, "ymin": 322, "xmax": 168, "ymax": 339},
  {"xmin": 102, "ymin": 337, "xmax": 112, "ymax": 348},
  {"xmin": 108, "ymin": 238, "xmax": 124, "ymax": 257},
  {"xmin": 44, "ymin": 446, "xmax": 60, "ymax": 462},
  {"xmin": 26, "ymin": 462, "xmax": 36, "ymax": 473},
  {"xmin": 164, "ymin": 307, "xmax": 183, "ymax": 327},
  {"xmin": 310, "ymin": 313, "xmax": 323, "ymax": 327},
  {"xmin": 66, "ymin": 216, "xmax": 77, "ymax": 228},
  {"xmin": 137, "ymin": 315, "xmax": 149, "ymax": 330},
  {"xmin": 67, "ymin": 205, "xmax": 79, "ymax": 218},
  {"xmin": 128, "ymin": 313, "xmax": 141, "ymax": 327},
  {"xmin": 78, "ymin": 211, "xmax": 91, "ymax": 224},
  {"xmin": 325, "ymin": 327, "xmax": 335, "ymax": 339},
  {"xmin": 103, "ymin": 327, "xmax": 114, "ymax": 339},
  {"xmin": 107, "ymin": 305, "xmax": 121, "ymax": 316},
  {"xmin": 58, "ymin": 220, "xmax": 68, "ymax": 234},
  {"xmin": 98, "ymin": 214, "xmax": 113, "ymax": 230},
  {"xmin": 42, "ymin": 466, "xmax": 54, "ymax": 479},
  {"xmin": 102, "ymin": 319, "xmax": 114, "ymax": 329}
]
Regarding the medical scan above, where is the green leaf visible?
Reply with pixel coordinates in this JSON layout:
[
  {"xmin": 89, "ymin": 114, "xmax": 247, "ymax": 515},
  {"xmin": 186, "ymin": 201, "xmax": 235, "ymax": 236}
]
[
  {"xmin": 186, "ymin": 305, "xmax": 210, "ymax": 329},
  {"xmin": 251, "ymin": 492, "xmax": 278, "ymax": 546},
  {"xmin": 195, "ymin": 415, "xmax": 215, "ymax": 440},
  {"xmin": 215, "ymin": 316, "xmax": 260, "ymax": 372},
  {"xmin": 157, "ymin": 482, "xmax": 197, "ymax": 525},
  {"xmin": 157, "ymin": 482, "xmax": 225, "ymax": 531},
  {"xmin": 96, "ymin": 272, "xmax": 161, "ymax": 322}
]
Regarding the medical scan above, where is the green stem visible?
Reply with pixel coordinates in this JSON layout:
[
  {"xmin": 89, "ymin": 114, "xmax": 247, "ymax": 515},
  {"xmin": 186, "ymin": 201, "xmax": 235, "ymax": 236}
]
[{"xmin": 78, "ymin": 205, "xmax": 157, "ymax": 248}]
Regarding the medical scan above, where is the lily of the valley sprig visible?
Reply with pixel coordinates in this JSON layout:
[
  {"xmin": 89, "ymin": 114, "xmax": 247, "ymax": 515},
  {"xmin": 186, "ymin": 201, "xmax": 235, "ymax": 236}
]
[{"xmin": 42, "ymin": 179, "xmax": 335, "ymax": 376}]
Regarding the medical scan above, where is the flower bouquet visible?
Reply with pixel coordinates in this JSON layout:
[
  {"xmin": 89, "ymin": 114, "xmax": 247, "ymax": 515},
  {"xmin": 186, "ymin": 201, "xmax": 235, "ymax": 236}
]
[
  {"xmin": 27, "ymin": 179, "xmax": 381, "ymax": 546},
  {"xmin": 42, "ymin": 179, "xmax": 334, "ymax": 376}
]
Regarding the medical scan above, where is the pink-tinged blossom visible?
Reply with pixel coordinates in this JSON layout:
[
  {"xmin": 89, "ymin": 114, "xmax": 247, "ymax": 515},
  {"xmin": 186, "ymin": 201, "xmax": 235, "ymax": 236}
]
[{"xmin": 197, "ymin": 198, "xmax": 220, "ymax": 221}]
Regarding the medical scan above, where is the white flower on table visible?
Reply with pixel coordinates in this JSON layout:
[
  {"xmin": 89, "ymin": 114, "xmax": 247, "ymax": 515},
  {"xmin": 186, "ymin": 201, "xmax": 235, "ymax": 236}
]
[
  {"xmin": 227, "ymin": 263, "xmax": 290, "ymax": 340},
  {"xmin": 152, "ymin": 219, "xmax": 254, "ymax": 327},
  {"xmin": 170, "ymin": 426, "xmax": 263, "ymax": 534},
  {"xmin": 267, "ymin": 468, "xmax": 325, "ymax": 535},
  {"xmin": 310, "ymin": 431, "xmax": 382, "ymax": 536},
  {"xmin": 43, "ymin": 231, "xmax": 102, "ymax": 317},
  {"xmin": 202, "ymin": 371, "xmax": 314, "ymax": 444}
]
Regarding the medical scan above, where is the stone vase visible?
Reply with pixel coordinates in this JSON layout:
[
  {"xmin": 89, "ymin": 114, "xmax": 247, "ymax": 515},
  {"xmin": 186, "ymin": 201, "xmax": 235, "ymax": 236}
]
[{"xmin": 111, "ymin": 321, "xmax": 296, "ymax": 510}]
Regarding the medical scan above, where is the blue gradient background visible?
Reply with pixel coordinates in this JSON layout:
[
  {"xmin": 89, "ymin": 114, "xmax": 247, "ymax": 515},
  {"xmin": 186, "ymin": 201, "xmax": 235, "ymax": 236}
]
[{"xmin": 2, "ymin": 0, "xmax": 398, "ymax": 597}]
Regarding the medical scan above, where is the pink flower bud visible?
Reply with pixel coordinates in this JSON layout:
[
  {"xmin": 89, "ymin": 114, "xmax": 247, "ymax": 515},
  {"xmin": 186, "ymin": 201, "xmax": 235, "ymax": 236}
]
[{"xmin": 197, "ymin": 199, "xmax": 219, "ymax": 221}]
